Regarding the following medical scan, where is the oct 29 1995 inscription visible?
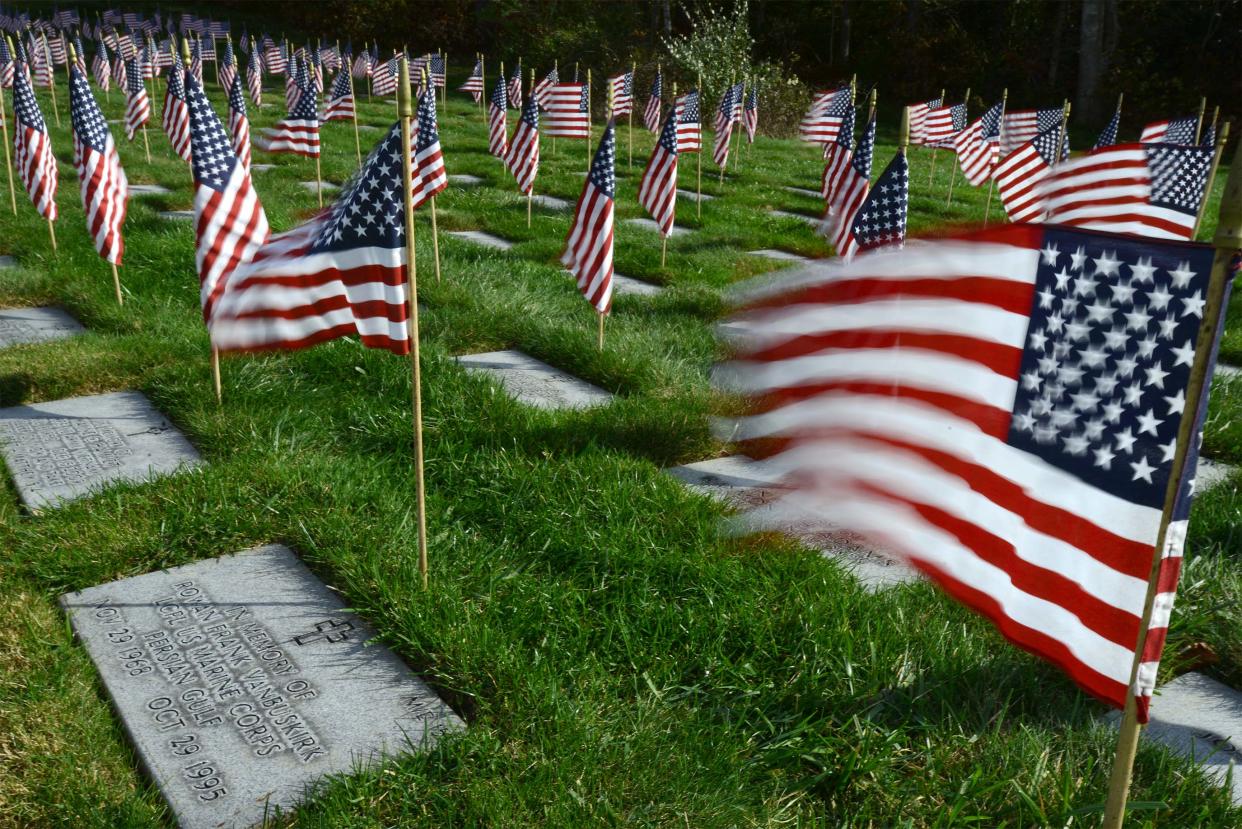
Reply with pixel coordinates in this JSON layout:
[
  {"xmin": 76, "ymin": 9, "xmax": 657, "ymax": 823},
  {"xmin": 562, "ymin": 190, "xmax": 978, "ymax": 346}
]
[{"xmin": 61, "ymin": 545, "xmax": 463, "ymax": 829}]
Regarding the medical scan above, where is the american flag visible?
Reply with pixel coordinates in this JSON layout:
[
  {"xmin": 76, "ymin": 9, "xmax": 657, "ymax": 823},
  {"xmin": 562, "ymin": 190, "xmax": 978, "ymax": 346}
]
[
  {"xmin": 184, "ymin": 70, "xmax": 269, "ymax": 319},
  {"xmin": 259, "ymin": 62, "xmax": 319, "ymax": 157},
  {"xmin": 607, "ymin": 69, "xmax": 633, "ymax": 117},
  {"xmin": 488, "ymin": 74, "xmax": 507, "ymax": 157},
  {"xmin": 308, "ymin": 43, "xmax": 323, "ymax": 93},
  {"xmin": 48, "ymin": 31, "xmax": 66, "ymax": 66},
  {"xmin": 562, "ymin": 120, "xmax": 616, "ymax": 315},
  {"xmin": 31, "ymin": 33, "xmax": 52, "ymax": 88},
  {"xmin": 372, "ymin": 53, "xmax": 398, "ymax": 98},
  {"xmin": 1200, "ymin": 121, "xmax": 1216, "ymax": 149},
  {"xmin": 1139, "ymin": 116, "xmax": 1197, "ymax": 145},
  {"xmin": 831, "ymin": 136, "xmax": 901, "ymax": 261},
  {"xmin": 533, "ymin": 66, "xmax": 558, "ymax": 107},
  {"xmin": 123, "ymin": 56, "xmax": 150, "ymax": 141},
  {"xmin": 189, "ymin": 38, "xmax": 203, "ymax": 83},
  {"xmin": 460, "ymin": 58, "xmax": 483, "ymax": 102},
  {"xmin": 429, "ymin": 53, "xmax": 446, "ymax": 87},
  {"xmin": 821, "ymin": 104, "xmax": 857, "ymax": 202},
  {"xmin": 115, "ymin": 31, "xmax": 136, "ymax": 61},
  {"xmin": 246, "ymin": 39, "xmax": 262, "ymax": 107},
  {"xmin": 743, "ymin": 83, "xmax": 758, "ymax": 143},
  {"xmin": 351, "ymin": 46, "xmax": 372, "ymax": 79},
  {"xmin": 924, "ymin": 102, "xmax": 968, "ymax": 148},
  {"xmin": 637, "ymin": 108, "xmax": 679, "ymax": 238},
  {"xmin": 993, "ymin": 124, "xmax": 1065, "ymax": 223},
  {"xmin": 69, "ymin": 62, "xmax": 128, "ymax": 264},
  {"xmin": 111, "ymin": 36, "xmax": 127, "ymax": 86},
  {"xmin": 954, "ymin": 101, "xmax": 1004, "ymax": 186},
  {"xmin": 1095, "ymin": 106, "xmax": 1122, "ymax": 150},
  {"xmin": 227, "ymin": 71, "xmax": 252, "ymax": 173},
  {"xmin": 2, "ymin": 35, "xmax": 15, "ymax": 89},
  {"xmin": 285, "ymin": 52, "xmax": 305, "ymax": 112},
  {"xmin": 410, "ymin": 86, "xmax": 447, "ymax": 210},
  {"xmin": 322, "ymin": 66, "xmax": 354, "ymax": 121},
  {"xmin": 643, "ymin": 69, "xmax": 661, "ymax": 132},
  {"xmin": 1002, "ymin": 108, "xmax": 1065, "ymax": 156},
  {"xmin": 162, "ymin": 53, "xmax": 192, "ymax": 163},
  {"xmin": 713, "ymin": 82, "xmax": 742, "ymax": 168},
  {"xmin": 218, "ymin": 37, "xmax": 237, "ymax": 93},
  {"xmin": 208, "ymin": 122, "xmax": 410, "ymax": 354},
  {"xmin": 263, "ymin": 36, "xmax": 286, "ymax": 74},
  {"xmin": 507, "ymin": 61, "xmax": 523, "ymax": 109},
  {"xmin": 674, "ymin": 89, "xmax": 701, "ymax": 153},
  {"xmin": 12, "ymin": 49, "xmax": 57, "ymax": 220},
  {"xmin": 542, "ymin": 82, "xmax": 590, "ymax": 138},
  {"xmin": 505, "ymin": 94, "xmax": 540, "ymax": 195},
  {"xmin": 799, "ymin": 87, "xmax": 850, "ymax": 144},
  {"xmin": 719, "ymin": 223, "xmax": 1224, "ymax": 724},
  {"xmin": 1039, "ymin": 143, "xmax": 1212, "ymax": 242}
]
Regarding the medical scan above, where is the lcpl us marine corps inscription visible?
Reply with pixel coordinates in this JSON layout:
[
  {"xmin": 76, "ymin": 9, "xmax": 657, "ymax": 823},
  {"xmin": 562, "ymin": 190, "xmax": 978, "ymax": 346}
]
[{"xmin": 62, "ymin": 545, "xmax": 462, "ymax": 829}]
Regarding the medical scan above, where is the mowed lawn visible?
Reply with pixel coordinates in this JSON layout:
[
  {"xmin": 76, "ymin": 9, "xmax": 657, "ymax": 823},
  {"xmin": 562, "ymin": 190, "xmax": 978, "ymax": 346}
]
[{"xmin": 0, "ymin": 63, "xmax": 1240, "ymax": 828}]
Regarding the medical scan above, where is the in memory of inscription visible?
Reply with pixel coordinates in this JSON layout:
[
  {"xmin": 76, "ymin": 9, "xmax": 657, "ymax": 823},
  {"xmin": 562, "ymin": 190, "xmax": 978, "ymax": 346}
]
[
  {"xmin": 62, "ymin": 545, "xmax": 462, "ymax": 829},
  {"xmin": 0, "ymin": 391, "xmax": 201, "ymax": 510}
]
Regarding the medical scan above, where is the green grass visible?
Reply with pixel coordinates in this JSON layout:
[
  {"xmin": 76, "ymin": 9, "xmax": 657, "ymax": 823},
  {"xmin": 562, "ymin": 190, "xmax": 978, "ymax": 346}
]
[{"xmin": 0, "ymin": 69, "xmax": 1240, "ymax": 828}]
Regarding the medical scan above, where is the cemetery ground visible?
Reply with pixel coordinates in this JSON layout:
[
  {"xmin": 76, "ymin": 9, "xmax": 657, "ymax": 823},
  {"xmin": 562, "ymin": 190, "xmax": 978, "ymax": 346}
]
[{"xmin": 0, "ymin": 72, "xmax": 1240, "ymax": 828}]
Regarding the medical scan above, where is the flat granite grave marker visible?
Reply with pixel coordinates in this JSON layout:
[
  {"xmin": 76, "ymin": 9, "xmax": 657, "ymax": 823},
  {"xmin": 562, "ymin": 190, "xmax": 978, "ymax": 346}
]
[
  {"xmin": 0, "ymin": 307, "xmax": 85, "ymax": 348},
  {"xmin": 300, "ymin": 181, "xmax": 340, "ymax": 193},
  {"xmin": 0, "ymin": 391, "xmax": 201, "ymax": 510},
  {"xmin": 783, "ymin": 186, "xmax": 823, "ymax": 199},
  {"xmin": 530, "ymin": 194, "xmax": 571, "ymax": 210},
  {"xmin": 1197, "ymin": 458, "xmax": 1235, "ymax": 492},
  {"xmin": 0, "ymin": 255, "xmax": 16, "ymax": 268},
  {"xmin": 677, "ymin": 188, "xmax": 714, "ymax": 202},
  {"xmin": 768, "ymin": 209, "xmax": 820, "ymax": 227},
  {"xmin": 159, "ymin": 210, "xmax": 195, "ymax": 221},
  {"xmin": 1107, "ymin": 672, "xmax": 1242, "ymax": 805},
  {"xmin": 612, "ymin": 274, "xmax": 664, "ymax": 297},
  {"xmin": 250, "ymin": 164, "xmax": 276, "ymax": 172},
  {"xmin": 625, "ymin": 217, "xmax": 691, "ymax": 237},
  {"xmin": 667, "ymin": 455, "xmax": 919, "ymax": 589},
  {"xmin": 448, "ymin": 173, "xmax": 484, "ymax": 186},
  {"xmin": 747, "ymin": 249, "xmax": 810, "ymax": 262},
  {"xmin": 129, "ymin": 183, "xmax": 173, "ymax": 196},
  {"xmin": 457, "ymin": 349, "xmax": 612, "ymax": 410},
  {"xmin": 445, "ymin": 230, "xmax": 513, "ymax": 251},
  {"xmin": 61, "ymin": 544, "xmax": 463, "ymax": 829}
]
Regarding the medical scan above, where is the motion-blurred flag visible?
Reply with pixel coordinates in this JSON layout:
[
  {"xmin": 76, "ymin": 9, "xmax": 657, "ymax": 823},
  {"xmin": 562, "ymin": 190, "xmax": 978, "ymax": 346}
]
[
  {"xmin": 643, "ymin": 68, "xmax": 661, "ymax": 132},
  {"xmin": 674, "ymin": 89, "xmax": 701, "ymax": 152},
  {"xmin": 259, "ymin": 64, "xmax": 319, "ymax": 157},
  {"xmin": 227, "ymin": 71, "xmax": 253, "ymax": 172},
  {"xmin": 209, "ymin": 123, "xmax": 410, "ymax": 354},
  {"xmin": 824, "ymin": 108, "xmax": 876, "ymax": 245},
  {"xmin": 993, "ymin": 124, "xmax": 1064, "ymax": 223},
  {"xmin": 743, "ymin": 83, "xmax": 758, "ymax": 143},
  {"xmin": 371, "ymin": 52, "xmax": 397, "ymax": 97},
  {"xmin": 246, "ymin": 39, "xmax": 262, "ymax": 107},
  {"xmin": 954, "ymin": 101, "xmax": 1004, "ymax": 186},
  {"xmin": 488, "ymin": 74, "xmax": 507, "ymax": 157},
  {"xmin": 189, "ymin": 37, "xmax": 203, "ymax": 82},
  {"xmin": 799, "ymin": 86, "xmax": 850, "ymax": 144},
  {"xmin": 1002, "ymin": 108, "xmax": 1066, "ymax": 156},
  {"xmin": 506, "ymin": 94, "xmax": 540, "ymax": 195},
  {"xmin": 713, "ymin": 82, "xmax": 742, "ymax": 168},
  {"xmin": 351, "ymin": 46, "xmax": 372, "ymax": 79},
  {"xmin": 608, "ymin": 69, "xmax": 633, "ymax": 117},
  {"xmin": 123, "ymin": 56, "xmax": 150, "ymax": 140},
  {"xmin": 830, "ymin": 132, "xmax": 900, "ymax": 261},
  {"xmin": 1139, "ymin": 116, "xmax": 1197, "ymax": 145},
  {"xmin": 719, "ymin": 222, "xmax": 1226, "ymax": 724},
  {"xmin": 1, "ymin": 36, "xmax": 14, "ymax": 89},
  {"xmin": 322, "ymin": 65, "xmax": 354, "ymax": 121},
  {"xmin": 821, "ymin": 104, "xmax": 857, "ymax": 202},
  {"xmin": 1095, "ymin": 104, "xmax": 1121, "ymax": 150},
  {"xmin": 218, "ymin": 37, "xmax": 237, "ymax": 93},
  {"xmin": 429, "ymin": 52, "xmax": 446, "ymax": 87},
  {"xmin": 69, "ymin": 61, "xmax": 128, "ymax": 263},
  {"xmin": 507, "ymin": 60, "xmax": 523, "ymax": 109},
  {"xmin": 162, "ymin": 52, "xmax": 192, "ymax": 163},
  {"xmin": 907, "ymin": 94, "xmax": 942, "ymax": 145},
  {"xmin": 12, "ymin": 49, "xmax": 58, "ymax": 220},
  {"xmin": 637, "ymin": 108, "xmax": 679, "ymax": 238},
  {"xmin": 460, "ymin": 58, "xmax": 483, "ymax": 102},
  {"xmin": 562, "ymin": 120, "xmax": 616, "ymax": 315},
  {"xmin": 185, "ymin": 71, "xmax": 269, "ymax": 319},
  {"xmin": 543, "ymin": 82, "xmax": 590, "ymax": 138},
  {"xmin": 31, "ymin": 33, "xmax": 52, "ymax": 88},
  {"xmin": 263, "ymin": 36, "xmax": 285, "ymax": 74},
  {"xmin": 1039, "ymin": 142, "xmax": 1212, "ymax": 241},
  {"xmin": 92, "ymin": 36, "xmax": 110, "ymax": 90},
  {"xmin": 411, "ymin": 85, "xmax": 447, "ymax": 210},
  {"xmin": 533, "ymin": 66, "xmax": 558, "ymax": 106},
  {"xmin": 924, "ymin": 101, "xmax": 968, "ymax": 148}
]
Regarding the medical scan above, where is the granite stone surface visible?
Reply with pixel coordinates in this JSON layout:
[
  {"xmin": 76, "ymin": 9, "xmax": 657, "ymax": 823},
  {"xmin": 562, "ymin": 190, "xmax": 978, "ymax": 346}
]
[
  {"xmin": 457, "ymin": 349, "xmax": 612, "ymax": 410},
  {"xmin": 0, "ymin": 307, "xmax": 85, "ymax": 348}
]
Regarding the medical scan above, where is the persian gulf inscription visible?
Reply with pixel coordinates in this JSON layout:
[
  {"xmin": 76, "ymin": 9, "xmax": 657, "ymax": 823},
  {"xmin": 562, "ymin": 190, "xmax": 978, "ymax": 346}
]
[
  {"xmin": 62, "ymin": 544, "xmax": 462, "ymax": 829},
  {"xmin": 0, "ymin": 391, "xmax": 201, "ymax": 510}
]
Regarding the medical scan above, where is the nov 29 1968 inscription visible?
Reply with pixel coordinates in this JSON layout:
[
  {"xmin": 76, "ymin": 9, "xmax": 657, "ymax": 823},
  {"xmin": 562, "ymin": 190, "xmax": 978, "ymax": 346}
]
[{"xmin": 61, "ymin": 545, "xmax": 463, "ymax": 829}]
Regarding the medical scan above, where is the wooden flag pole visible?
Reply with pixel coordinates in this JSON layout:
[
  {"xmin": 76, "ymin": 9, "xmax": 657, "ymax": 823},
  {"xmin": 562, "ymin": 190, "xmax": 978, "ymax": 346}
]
[
  {"xmin": 1192, "ymin": 122, "xmax": 1230, "ymax": 240},
  {"xmin": 211, "ymin": 347, "xmax": 222, "ymax": 404},
  {"xmin": 314, "ymin": 154, "xmax": 323, "ymax": 207},
  {"xmin": 397, "ymin": 54, "xmax": 430, "ymax": 590},
  {"xmin": 661, "ymin": 236, "xmax": 667, "ymax": 268},
  {"xmin": 597, "ymin": 309, "xmax": 605, "ymax": 350},
  {"xmin": 984, "ymin": 88, "xmax": 1007, "ymax": 227},
  {"xmin": 927, "ymin": 87, "xmax": 944, "ymax": 186},
  {"xmin": 1207, "ymin": 105, "xmax": 1219, "ymax": 140},
  {"xmin": 696, "ymin": 72, "xmax": 703, "ymax": 217},
  {"xmin": 1194, "ymin": 95, "xmax": 1207, "ymax": 145},
  {"xmin": 945, "ymin": 87, "xmax": 969, "ymax": 205},
  {"xmin": 1102, "ymin": 136, "xmax": 1242, "ymax": 829},
  {"xmin": 343, "ymin": 41, "xmax": 361, "ymax": 164},
  {"xmin": 1054, "ymin": 99, "xmax": 1071, "ymax": 166},
  {"xmin": 47, "ymin": 217, "xmax": 57, "ymax": 251},
  {"xmin": 110, "ymin": 262, "xmax": 123, "ymax": 306},
  {"xmin": 628, "ymin": 61, "xmax": 635, "ymax": 168},
  {"xmin": 0, "ymin": 42, "xmax": 16, "ymax": 215},
  {"xmin": 586, "ymin": 69, "xmax": 592, "ymax": 171}
]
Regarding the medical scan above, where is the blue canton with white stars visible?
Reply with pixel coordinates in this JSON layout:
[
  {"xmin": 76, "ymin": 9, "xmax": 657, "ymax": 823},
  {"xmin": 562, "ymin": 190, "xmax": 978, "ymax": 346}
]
[
  {"xmin": 12, "ymin": 60, "xmax": 48, "ymax": 132},
  {"xmin": 415, "ymin": 89, "xmax": 440, "ymax": 151},
  {"xmin": 650, "ymin": 71, "xmax": 661, "ymax": 99},
  {"xmin": 519, "ymin": 93, "xmax": 539, "ymax": 130},
  {"xmin": 1095, "ymin": 109, "xmax": 1120, "ymax": 149},
  {"xmin": 1029, "ymin": 124, "xmax": 1065, "ymax": 164},
  {"xmin": 69, "ymin": 66, "xmax": 111, "ymax": 151},
  {"xmin": 166, "ymin": 53, "xmax": 186, "ymax": 100},
  {"xmin": 490, "ymin": 75, "xmax": 506, "ymax": 109},
  {"xmin": 980, "ymin": 102, "xmax": 1003, "ymax": 141},
  {"xmin": 1147, "ymin": 144, "xmax": 1211, "ymax": 215},
  {"xmin": 228, "ymin": 70, "xmax": 247, "ymax": 115},
  {"xmin": 852, "ymin": 114, "xmax": 876, "ymax": 179},
  {"xmin": 852, "ymin": 152, "xmax": 907, "ymax": 249},
  {"xmin": 328, "ymin": 65, "xmax": 350, "ymax": 101},
  {"xmin": 679, "ymin": 90, "xmax": 699, "ymax": 123},
  {"xmin": 657, "ymin": 107, "xmax": 678, "ymax": 154},
  {"xmin": 947, "ymin": 102, "xmax": 968, "ymax": 132},
  {"xmin": 312, "ymin": 123, "xmax": 405, "ymax": 252},
  {"xmin": 289, "ymin": 65, "xmax": 318, "ymax": 120},
  {"xmin": 1008, "ymin": 229, "xmax": 1216, "ymax": 508},
  {"xmin": 1164, "ymin": 116, "xmax": 1198, "ymax": 146},
  {"xmin": 589, "ymin": 121, "xmax": 617, "ymax": 199},
  {"xmin": 185, "ymin": 73, "xmax": 238, "ymax": 191},
  {"xmin": 125, "ymin": 57, "xmax": 144, "ymax": 94},
  {"xmin": 833, "ymin": 105, "xmax": 856, "ymax": 151},
  {"xmin": 824, "ymin": 88, "xmax": 851, "ymax": 118}
]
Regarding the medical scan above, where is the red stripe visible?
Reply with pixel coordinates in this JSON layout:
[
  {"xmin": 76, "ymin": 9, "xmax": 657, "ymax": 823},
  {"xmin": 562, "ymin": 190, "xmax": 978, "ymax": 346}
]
[
  {"xmin": 745, "ymin": 274, "xmax": 1035, "ymax": 316},
  {"xmin": 745, "ymin": 328, "xmax": 1023, "ymax": 378}
]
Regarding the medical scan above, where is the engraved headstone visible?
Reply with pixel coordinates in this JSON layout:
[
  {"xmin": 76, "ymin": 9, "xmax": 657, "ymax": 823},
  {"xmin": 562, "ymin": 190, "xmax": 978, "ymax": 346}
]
[
  {"xmin": 0, "ymin": 391, "xmax": 201, "ymax": 510},
  {"xmin": 61, "ymin": 544, "xmax": 463, "ymax": 829},
  {"xmin": 747, "ymin": 249, "xmax": 809, "ymax": 262},
  {"xmin": 0, "ymin": 307, "xmax": 85, "ymax": 348},
  {"xmin": 300, "ymin": 181, "xmax": 339, "ymax": 193},
  {"xmin": 677, "ymin": 188, "xmax": 714, "ymax": 202},
  {"xmin": 457, "ymin": 349, "xmax": 612, "ymax": 410},
  {"xmin": 1106, "ymin": 672, "xmax": 1242, "ymax": 805},
  {"xmin": 445, "ymin": 230, "xmax": 513, "ymax": 251},
  {"xmin": 130, "ymin": 184, "xmax": 173, "ymax": 196},
  {"xmin": 625, "ymin": 217, "xmax": 690, "ymax": 237},
  {"xmin": 448, "ymin": 173, "xmax": 484, "ymax": 186},
  {"xmin": 668, "ymin": 455, "xmax": 919, "ymax": 589},
  {"xmin": 530, "ymin": 194, "xmax": 570, "ymax": 210}
]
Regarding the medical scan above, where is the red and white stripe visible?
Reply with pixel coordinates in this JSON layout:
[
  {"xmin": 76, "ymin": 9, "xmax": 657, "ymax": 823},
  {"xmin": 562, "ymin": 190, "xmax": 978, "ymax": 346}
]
[
  {"xmin": 608, "ymin": 72, "xmax": 632, "ymax": 117},
  {"xmin": 543, "ymin": 83, "xmax": 589, "ymax": 138},
  {"xmin": 719, "ymin": 225, "xmax": 1185, "ymax": 721},
  {"xmin": 1039, "ymin": 144, "xmax": 1197, "ymax": 241},
  {"xmin": 1138, "ymin": 120, "xmax": 1170, "ymax": 143},
  {"xmin": 71, "ymin": 74, "xmax": 128, "ymax": 264},
  {"xmin": 798, "ymin": 87, "xmax": 846, "ymax": 143},
  {"xmin": 637, "ymin": 111, "xmax": 678, "ymax": 238},
  {"xmin": 1000, "ymin": 110, "xmax": 1044, "ymax": 156},
  {"xmin": 824, "ymin": 160, "xmax": 868, "ymax": 254},
  {"xmin": 922, "ymin": 105, "xmax": 961, "ymax": 148},
  {"xmin": 162, "ymin": 76, "xmax": 192, "ymax": 163},
  {"xmin": 505, "ymin": 103, "xmax": 540, "ymax": 196},
  {"xmin": 954, "ymin": 118, "xmax": 999, "ymax": 186},
  {"xmin": 257, "ymin": 119, "xmax": 319, "ymax": 158},
  {"xmin": 562, "ymin": 126, "xmax": 615, "ymax": 315},
  {"xmin": 14, "ymin": 87, "xmax": 58, "ymax": 221},
  {"xmin": 411, "ymin": 91, "xmax": 447, "ymax": 210},
  {"xmin": 820, "ymin": 139, "xmax": 853, "ymax": 202},
  {"xmin": 992, "ymin": 141, "xmax": 1053, "ymax": 223},
  {"xmin": 229, "ymin": 102, "xmax": 252, "ymax": 174},
  {"xmin": 488, "ymin": 86, "xmax": 507, "ymax": 158},
  {"xmin": 907, "ymin": 99, "xmax": 939, "ymax": 145},
  {"xmin": 194, "ymin": 156, "xmax": 269, "ymax": 320}
]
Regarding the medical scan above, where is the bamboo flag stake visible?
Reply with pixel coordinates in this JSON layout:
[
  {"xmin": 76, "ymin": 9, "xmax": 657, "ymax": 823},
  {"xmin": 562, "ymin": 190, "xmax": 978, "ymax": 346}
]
[
  {"xmin": 1054, "ymin": 99, "xmax": 1071, "ymax": 166},
  {"xmin": 927, "ymin": 87, "xmax": 944, "ymax": 186},
  {"xmin": 696, "ymin": 72, "xmax": 702, "ymax": 217},
  {"xmin": 1207, "ymin": 105, "xmax": 1219, "ymax": 140},
  {"xmin": 0, "ymin": 42, "xmax": 16, "ymax": 215},
  {"xmin": 945, "ymin": 87, "xmax": 969, "ymax": 205},
  {"xmin": 421, "ymin": 66, "xmax": 443, "ymax": 284},
  {"xmin": 1194, "ymin": 95, "xmax": 1207, "ymax": 145},
  {"xmin": 984, "ymin": 88, "xmax": 1007, "ymax": 227},
  {"xmin": 343, "ymin": 40, "xmax": 361, "ymax": 164},
  {"xmin": 1102, "ymin": 136, "xmax": 1242, "ymax": 829},
  {"xmin": 598, "ymin": 309, "xmax": 605, "ymax": 351},
  {"xmin": 1192, "ymin": 122, "xmax": 1230, "ymax": 240},
  {"xmin": 397, "ymin": 54, "xmax": 430, "ymax": 590}
]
